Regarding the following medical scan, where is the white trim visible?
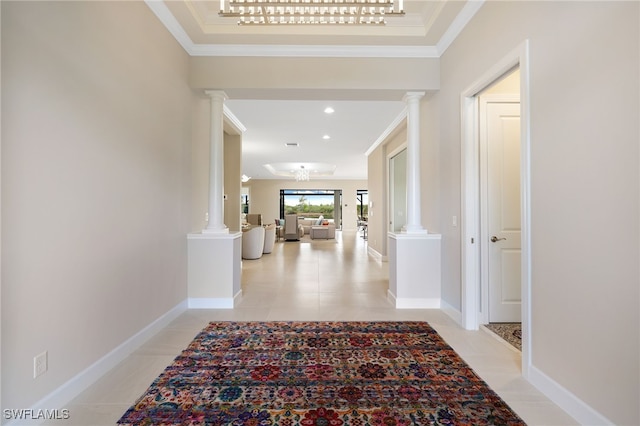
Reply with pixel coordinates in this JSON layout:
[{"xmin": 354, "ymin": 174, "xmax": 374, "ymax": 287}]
[
  {"xmin": 367, "ymin": 246, "xmax": 387, "ymax": 262},
  {"xmin": 460, "ymin": 93, "xmax": 480, "ymax": 330},
  {"xmin": 436, "ymin": 0, "xmax": 485, "ymax": 55},
  {"xmin": 187, "ymin": 231, "xmax": 242, "ymax": 240},
  {"xmin": 528, "ymin": 366, "xmax": 613, "ymax": 426},
  {"xmin": 144, "ymin": 0, "xmax": 481, "ymax": 59},
  {"xmin": 6, "ymin": 300, "xmax": 188, "ymax": 425},
  {"xmin": 190, "ymin": 44, "xmax": 440, "ymax": 58},
  {"xmin": 223, "ymin": 104, "xmax": 247, "ymax": 135},
  {"xmin": 386, "ymin": 289, "xmax": 397, "ymax": 306},
  {"xmin": 144, "ymin": 0, "xmax": 195, "ymax": 53},
  {"xmin": 187, "ymin": 291, "xmax": 242, "ymax": 309},
  {"xmin": 365, "ymin": 107, "xmax": 407, "ymax": 157},
  {"xmin": 395, "ymin": 298, "xmax": 440, "ymax": 309},
  {"xmin": 440, "ymin": 299, "xmax": 462, "ymax": 326},
  {"xmin": 389, "ymin": 232, "xmax": 441, "ymax": 241},
  {"xmin": 460, "ymin": 40, "xmax": 531, "ymax": 375}
]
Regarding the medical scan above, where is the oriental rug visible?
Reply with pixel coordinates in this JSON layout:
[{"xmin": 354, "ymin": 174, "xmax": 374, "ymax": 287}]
[{"xmin": 118, "ymin": 321, "xmax": 525, "ymax": 425}]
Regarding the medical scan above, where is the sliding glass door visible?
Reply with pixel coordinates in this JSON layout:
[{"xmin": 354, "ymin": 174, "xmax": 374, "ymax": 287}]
[{"xmin": 279, "ymin": 189, "xmax": 343, "ymax": 229}]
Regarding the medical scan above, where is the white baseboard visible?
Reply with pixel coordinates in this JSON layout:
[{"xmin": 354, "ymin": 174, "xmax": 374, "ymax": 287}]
[
  {"xmin": 367, "ymin": 246, "xmax": 387, "ymax": 262},
  {"xmin": 440, "ymin": 300, "xmax": 462, "ymax": 326},
  {"xmin": 7, "ymin": 300, "xmax": 188, "ymax": 425},
  {"xmin": 528, "ymin": 365, "xmax": 613, "ymax": 426},
  {"xmin": 188, "ymin": 290, "xmax": 242, "ymax": 309},
  {"xmin": 387, "ymin": 291, "xmax": 441, "ymax": 310},
  {"xmin": 395, "ymin": 298, "xmax": 441, "ymax": 309},
  {"xmin": 387, "ymin": 289, "xmax": 397, "ymax": 306}
]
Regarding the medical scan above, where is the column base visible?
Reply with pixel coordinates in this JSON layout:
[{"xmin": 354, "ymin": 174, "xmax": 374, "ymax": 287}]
[
  {"xmin": 403, "ymin": 225, "xmax": 429, "ymax": 234},
  {"xmin": 187, "ymin": 232, "xmax": 241, "ymax": 308},
  {"xmin": 202, "ymin": 225, "xmax": 229, "ymax": 234},
  {"xmin": 388, "ymin": 232, "xmax": 442, "ymax": 309}
]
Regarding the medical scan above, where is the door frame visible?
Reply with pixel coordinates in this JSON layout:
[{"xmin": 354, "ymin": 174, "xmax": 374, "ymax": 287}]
[
  {"xmin": 460, "ymin": 40, "xmax": 532, "ymax": 377},
  {"xmin": 479, "ymin": 94, "xmax": 521, "ymax": 325}
]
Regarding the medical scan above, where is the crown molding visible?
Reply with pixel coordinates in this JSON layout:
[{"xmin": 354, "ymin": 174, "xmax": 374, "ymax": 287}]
[
  {"xmin": 145, "ymin": 0, "xmax": 483, "ymax": 59},
  {"xmin": 223, "ymin": 104, "xmax": 247, "ymax": 135},
  {"xmin": 145, "ymin": 0, "xmax": 194, "ymax": 53},
  {"xmin": 436, "ymin": 0, "xmax": 485, "ymax": 56},
  {"xmin": 190, "ymin": 44, "xmax": 439, "ymax": 58},
  {"xmin": 365, "ymin": 106, "xmax": 407, "ymax": 156}
]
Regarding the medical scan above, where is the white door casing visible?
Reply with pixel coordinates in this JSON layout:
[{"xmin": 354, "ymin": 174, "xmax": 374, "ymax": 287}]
[
  {"xmin": 460, "ymin": 39, "xmax": 531, "ymax": 378},
  {"xmin": 480, "ymin": 98, "xmax": 522, "ymax": 323}
]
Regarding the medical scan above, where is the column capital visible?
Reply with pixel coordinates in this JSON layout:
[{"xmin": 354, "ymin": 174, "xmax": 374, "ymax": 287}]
[
  {"xmin": 403, "ymin": 91, "xmax": 425, "ymax": 102},
  {"xmin": 204, "ymin": 90, "xmax": 228, "ymax": 101}
]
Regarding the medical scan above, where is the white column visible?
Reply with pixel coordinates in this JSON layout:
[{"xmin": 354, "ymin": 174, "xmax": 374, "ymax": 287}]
[
  {"xmin": 203, "ymin": 90, "xmax": 228, "ymax": 234},
  {"xmin": 404, "ymin": 91, "xmax": 427, "ymax": 234}
]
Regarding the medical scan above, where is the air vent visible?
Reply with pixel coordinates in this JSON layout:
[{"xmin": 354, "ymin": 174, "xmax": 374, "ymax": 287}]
[{"xmin": 285, "ymin": 142, "xmax": 299, "ymax": 147}]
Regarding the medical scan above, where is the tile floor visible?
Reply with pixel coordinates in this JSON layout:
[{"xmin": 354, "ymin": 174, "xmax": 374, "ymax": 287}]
[{"xmin": 50, "ymin": 230, "xmax": 577, "ymax": 425}]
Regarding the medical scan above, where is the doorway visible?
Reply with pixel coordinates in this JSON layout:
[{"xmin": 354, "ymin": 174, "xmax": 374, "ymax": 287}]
[
  {"xmin": 480, "ymin": 94, "xmax": 521, "ymax": 324},
  {"xmin": 460, "ymin": 41, "xmax": 531, "ymax": 376}
]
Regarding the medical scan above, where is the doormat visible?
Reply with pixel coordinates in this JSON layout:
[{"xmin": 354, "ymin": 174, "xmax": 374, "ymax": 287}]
[{"xmin": 484, "ymin": 322, "xmax": 522, "ymax": 351}]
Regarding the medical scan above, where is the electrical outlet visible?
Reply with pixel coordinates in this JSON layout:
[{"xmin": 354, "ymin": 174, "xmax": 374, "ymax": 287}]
[{"xmin": 34, "ymin": 351, "xmax": 47, "ymax": 378}]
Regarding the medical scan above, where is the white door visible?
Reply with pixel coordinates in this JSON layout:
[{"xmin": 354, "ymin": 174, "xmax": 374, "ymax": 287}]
[{"xmin": 485, "ymin": 101, "xmax": 521, "ymax": 322}]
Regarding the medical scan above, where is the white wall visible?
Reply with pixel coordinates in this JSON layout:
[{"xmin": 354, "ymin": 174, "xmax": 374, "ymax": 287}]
[
  {"xmin": 438, "ymin": 2, "xmax": 639, "ymax": 424},
  {"xmin": 1, "ymin": 1, "xmax": 192, "ymax": 411},
  {"xmin": 243, "ymin": 179, "xmax": 366, "ymax": 231}
]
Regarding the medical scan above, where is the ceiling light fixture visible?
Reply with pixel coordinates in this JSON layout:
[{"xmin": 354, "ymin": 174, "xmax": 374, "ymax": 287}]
[
  {"xmin": 219, "ymin": 0, "xmax": 404, "ymax": 26},
  {"xmin": 294, "ymin": 165, "xmax": 310, "ymax": 182},
  {"xmin": 324, "ymin": 106, "xmax": 335, "ymax": 114},
  {"xmin": 264, "ymin": 162, "xmax": 336, "ymax": 179},
  {"xmin": 322, "ymin": 134, "xmax": 331, "ymax": 140}
]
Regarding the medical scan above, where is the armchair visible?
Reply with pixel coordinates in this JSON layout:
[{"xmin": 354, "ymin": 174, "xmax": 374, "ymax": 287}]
[
  {"xmin": 246, "ymin": 214, "xmax": 262, "ymax": 226},
  {"xmin": 242, "ymin": 226, "xmax": 265, "ymax": 259},
  {"xmin": 284, "ymin": 214, "xmax": 302, "ymax": 241},
  {"xmin": 263, "ymin": 224, "xmax": 276, "ymax": 254}
]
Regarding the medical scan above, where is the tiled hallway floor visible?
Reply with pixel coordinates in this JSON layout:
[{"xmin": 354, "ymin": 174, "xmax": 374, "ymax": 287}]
[{"xmin": 49, "ymin": 231, "xmax": 577, "ymax": 425}]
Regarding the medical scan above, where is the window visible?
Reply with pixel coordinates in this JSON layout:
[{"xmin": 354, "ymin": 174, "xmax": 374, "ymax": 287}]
[
  {"xmin": 356, "ymin": 189, "xmax": 368, "ymax": 221},
  {"xmin": 279, "ymin": 189, "xmax": 342, "ymax": 224}
]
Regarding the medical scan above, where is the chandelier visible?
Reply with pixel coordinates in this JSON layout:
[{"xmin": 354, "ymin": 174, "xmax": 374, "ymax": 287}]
[
  {"xmin": 219, "ymin": 0, "xmax": 404, "ymax": 25},
  {"xmin": 294, "ymin": 165, "xmax": 310, "ymax": 181}
]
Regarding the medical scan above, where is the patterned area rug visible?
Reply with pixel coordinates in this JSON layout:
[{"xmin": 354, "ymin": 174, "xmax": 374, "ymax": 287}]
[
  {"xmin": 118, "ymin": 321, "xmax": 525, "ymax": 425},
  {"xmin": 484, "ymin": 323, "xmax": 522, "ymax": 351}
]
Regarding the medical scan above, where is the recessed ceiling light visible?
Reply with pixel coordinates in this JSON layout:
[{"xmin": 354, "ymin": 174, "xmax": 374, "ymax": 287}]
[
  {"xmin": 324, "ymin": 107, "xmax": 335, "ymax": 114},
  {"xmin": 322, "ymin": 135, "xmax": 331, "ymax": 140}
]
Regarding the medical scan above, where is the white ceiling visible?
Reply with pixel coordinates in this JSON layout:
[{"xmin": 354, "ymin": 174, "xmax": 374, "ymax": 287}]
[
  {"xmin": 147, "ymin": 0, "xmax": 479, "ymax": 180},
  {"xmin": 226, "ymin": 99, "xmax": 406, "ymax": 180}
]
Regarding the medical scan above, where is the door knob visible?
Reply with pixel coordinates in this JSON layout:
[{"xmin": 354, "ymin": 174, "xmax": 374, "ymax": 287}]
[{"xmin": 491, "ymin": 236, "xmax": 506, "ymax": 243}]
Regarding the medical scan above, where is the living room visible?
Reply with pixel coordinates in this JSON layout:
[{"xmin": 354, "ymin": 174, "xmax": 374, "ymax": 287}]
[{"xmin": 243, "ymin": 179, "xmax": 366, "ymax": 234}]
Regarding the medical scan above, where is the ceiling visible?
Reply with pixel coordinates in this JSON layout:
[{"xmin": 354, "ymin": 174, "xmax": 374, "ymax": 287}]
[{"xmin": 147, "ymin": 0, "xmax": 479, "ymax": 180}]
